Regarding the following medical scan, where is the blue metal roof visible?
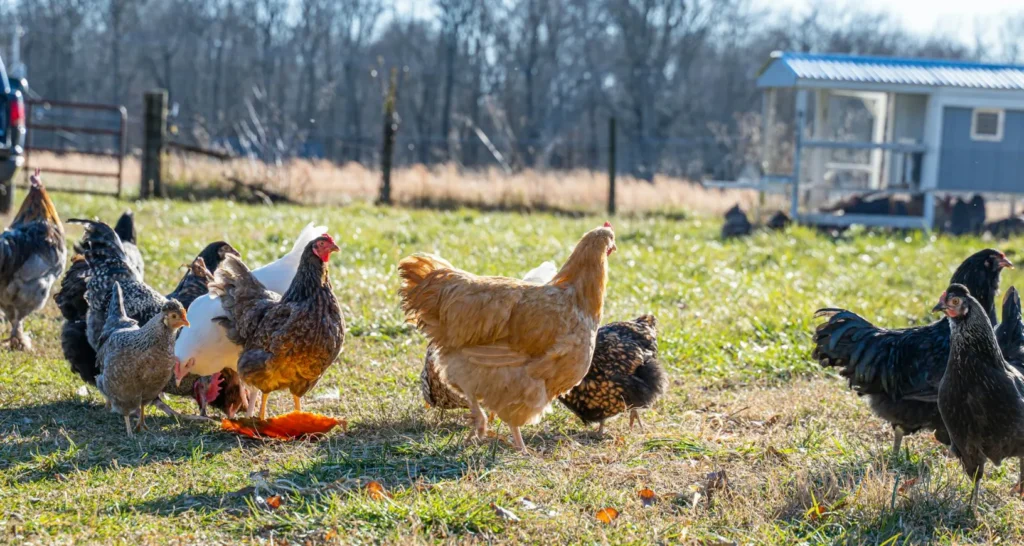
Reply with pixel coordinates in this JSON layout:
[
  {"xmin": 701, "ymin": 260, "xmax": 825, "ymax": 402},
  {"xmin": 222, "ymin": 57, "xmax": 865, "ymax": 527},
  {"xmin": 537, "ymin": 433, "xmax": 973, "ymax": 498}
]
[{"xmin": 757, "ymin": 51, "xmax": 1024, "ymax": 91}]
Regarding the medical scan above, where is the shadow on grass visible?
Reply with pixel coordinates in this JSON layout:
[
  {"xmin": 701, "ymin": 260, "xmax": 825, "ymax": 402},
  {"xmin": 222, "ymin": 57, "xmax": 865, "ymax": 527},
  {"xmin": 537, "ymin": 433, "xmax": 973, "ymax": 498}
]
[
  {"xmin": 771, "ymin": 453, "xmax": 977, "ymax": 543},
  {"xmin": 0, "ymin": 399, "xmax": 239, "ymax": 484}
]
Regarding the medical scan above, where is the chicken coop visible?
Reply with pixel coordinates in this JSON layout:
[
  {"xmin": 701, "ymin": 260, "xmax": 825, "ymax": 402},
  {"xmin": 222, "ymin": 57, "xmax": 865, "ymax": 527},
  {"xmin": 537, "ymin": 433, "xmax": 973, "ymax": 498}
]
[{"xmin": 746, "ymin": 51, "xmax": 1024, "ymax": 229}]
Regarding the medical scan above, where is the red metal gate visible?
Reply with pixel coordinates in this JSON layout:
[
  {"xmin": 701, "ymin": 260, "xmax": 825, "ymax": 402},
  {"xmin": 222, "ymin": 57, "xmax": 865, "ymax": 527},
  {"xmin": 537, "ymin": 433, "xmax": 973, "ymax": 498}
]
[{"xmin": 23, "ymin": 99, "xmax": 128, "ymax": 197}]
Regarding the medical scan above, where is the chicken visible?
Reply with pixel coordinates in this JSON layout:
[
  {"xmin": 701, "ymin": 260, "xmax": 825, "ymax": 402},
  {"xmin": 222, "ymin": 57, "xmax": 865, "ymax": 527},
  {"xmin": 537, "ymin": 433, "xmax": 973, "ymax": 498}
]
[
  {"xmin": 399, "ymin": 223, "xmax": 616, "ymax": 452},
  {"xmin": 158, "ymin": 251, "xmax": 248, "ymax": 419},
  {"xmin": 421, "ymin": 261, "xmax": 558, "ymax": 411},
  {"xmin": 95, "ymin": 283, "xmax": 190, "ymax": 436},
  {"xmin": 0, "ymin": 171, "xmax": 65, "ymax": 350},
  {"xmin": 166, "ymin": 242, "xmax": 239, "ymax": 310},
  {"xmin": 113, "ymin": 211, "xmax": 145, "ymax": 279},
  {"xmin": 208, "ymin": 234, "xmax": 344, "ymax": 419},
  {"xmin": 558, "ymin": 314, "xmax": 667, "ymax": 434},
  {"xmin": 55, "ymin": 212, "xmax": 142, "ymax": 381},
  {"xmin": 812, "ymin": 249, "xmax": 1011, "ymax": 455},
  {"xmin": 934, "ymin": 284, "xmax": 1024, "ymax": 509},
  {"xmin": 173, "ymin": 223, "xmax": 327, "ymax": 397},
  {"xmin": 997, "ymin": 287, "xmax": 1024, "ymax": 368}
]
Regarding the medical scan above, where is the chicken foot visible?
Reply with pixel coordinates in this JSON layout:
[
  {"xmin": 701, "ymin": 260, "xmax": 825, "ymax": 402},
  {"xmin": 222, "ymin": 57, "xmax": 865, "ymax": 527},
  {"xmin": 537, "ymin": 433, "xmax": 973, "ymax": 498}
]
[
  {"xmin": 509, "ymin": 425, "xmax": 527, "ymax": 453},
  {"xmin": 134, "ymin": 404, "xmax": 148, "ymax": 432},
  {"xmin": 124, "ymin": 415, "xmax": 133, "ymax": 437},
  {"xmin": 259, "ymin": 392, "xmax": 269, "ymax": 421},
  {"xmin": 152, "ymin": 396, "xmax": 212, "ymax": 422},
  {"xmin": 891, "ymin": 426, "xmax": 905, "ymax": 459},
  {"xmin": 293, "ymin": 394, "xmax": 302, "ymax": 412},
  {"xmin": 4, "ymin": 316, "xmax": 31, "ymax": 351},
  {"xmin": 629, "ymin": 409, "xmax": 645, "ymax": 432},
  {"xmin": 245, "ymin": 385, "xmax": 261, "ymax": 419}
]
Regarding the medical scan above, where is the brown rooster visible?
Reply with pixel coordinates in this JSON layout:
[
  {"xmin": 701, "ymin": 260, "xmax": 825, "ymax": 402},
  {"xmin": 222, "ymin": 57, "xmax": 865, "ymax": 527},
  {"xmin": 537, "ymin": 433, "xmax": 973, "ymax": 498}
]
[
  {"xmin": 0, "ymin": 170, "xmax": 65, "ymax": 350},
  {"xmin": 399, "ymin": 223, "xmax": 615, "ymax": 452},
  {"xmin": 209, "ymin": 234, "xmax": 344, "ymax": 419}
]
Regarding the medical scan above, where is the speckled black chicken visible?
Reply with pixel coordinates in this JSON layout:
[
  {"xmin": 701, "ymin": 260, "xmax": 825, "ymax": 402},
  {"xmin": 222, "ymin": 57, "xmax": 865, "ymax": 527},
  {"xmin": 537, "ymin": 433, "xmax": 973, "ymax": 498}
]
[
  {"xmin": 558, "ymin": 315, "xmax": 666, "ymax": 433},
  {"xmin": 935, "ymin": 284, "xmax": 1024, "ymax": 508},
  {"xmin": 0, "ymin": 171, "xmax": 66, "ymax": 350},
  {"xmin": 56, "ymin": 212, "xmax": 144, "ymax": 383},
  {"xmin": 997, "ymin": 287, "xmax": 1024, "ymax": 368},
  {"xmin": 812, "ymin": 249, "xmax": 1011, "ymax": 455}
]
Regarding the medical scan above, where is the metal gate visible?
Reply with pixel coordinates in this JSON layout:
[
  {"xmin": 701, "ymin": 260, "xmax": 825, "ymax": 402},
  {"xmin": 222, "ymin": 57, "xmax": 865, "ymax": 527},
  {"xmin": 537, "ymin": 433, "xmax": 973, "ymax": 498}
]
[{"xmin": 23, "ymin": 99, "xmax": 128, "ymax": 197}]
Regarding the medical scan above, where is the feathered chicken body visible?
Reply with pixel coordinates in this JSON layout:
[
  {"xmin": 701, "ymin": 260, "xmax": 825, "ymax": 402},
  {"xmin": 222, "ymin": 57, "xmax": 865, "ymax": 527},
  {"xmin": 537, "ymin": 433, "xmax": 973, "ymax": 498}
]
[
  {"xmin": 174, "ymin": 223, "xmax": 327, "ymax": 381},
  {"xmin": 0, "ymin": 171, "xmax": 66, "ymax": 350},
  {"xmin": 935, "ymin": 284, "xmax": 1024, "ymax": 508},
  {"xmin": 209, "ymin": 234, "xmax": 344, "ymax": 419},
  {"xmin": 400, "ymin": 224, "xmax": 616, "ymax": 452},
  {"xmin": 95, "ymin": 283, "xmax": 190, "ymax": 436},
  {"xmin": 812, "ymin": 249, "xmax": 1011, "ymax": 453},
  {"xmin": 997, "ymin": 287, "xmax": 1024, "ymax": 368},
  {"xmin": 421, "ymin": 261, "xmax": 558, "ymax": 411},
  {"xmin": 558, "ymin": 314, "xmax": 667, "ymax": 432}
]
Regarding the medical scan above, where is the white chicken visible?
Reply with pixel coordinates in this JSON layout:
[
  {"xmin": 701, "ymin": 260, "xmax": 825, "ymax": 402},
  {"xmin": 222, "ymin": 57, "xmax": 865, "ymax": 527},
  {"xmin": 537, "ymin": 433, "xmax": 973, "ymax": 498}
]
[{"xmin": 173, "ymin": 222, "xmax": 326, "ymax": 416}]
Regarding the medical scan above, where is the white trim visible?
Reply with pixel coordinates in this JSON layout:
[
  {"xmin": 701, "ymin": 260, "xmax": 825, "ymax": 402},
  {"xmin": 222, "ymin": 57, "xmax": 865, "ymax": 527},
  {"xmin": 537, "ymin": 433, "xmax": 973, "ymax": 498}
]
[{"xmin": 970, "ymin": 108, "xmax": 1005, "ymax": 141}]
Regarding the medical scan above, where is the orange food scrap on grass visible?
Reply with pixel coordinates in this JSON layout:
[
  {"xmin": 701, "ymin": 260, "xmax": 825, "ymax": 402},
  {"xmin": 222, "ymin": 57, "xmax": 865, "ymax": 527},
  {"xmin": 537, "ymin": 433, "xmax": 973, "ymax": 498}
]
[
  {"xmin": 365, "ymin": 481, "xmax": 390, "ymax": 500},
  {"xmin": 221, "ymin": 411, "xmax": 346, "ymax": 440},
  {"xmin": 595, "ymin": 507, "xmax": 619, "ymax": 523}
]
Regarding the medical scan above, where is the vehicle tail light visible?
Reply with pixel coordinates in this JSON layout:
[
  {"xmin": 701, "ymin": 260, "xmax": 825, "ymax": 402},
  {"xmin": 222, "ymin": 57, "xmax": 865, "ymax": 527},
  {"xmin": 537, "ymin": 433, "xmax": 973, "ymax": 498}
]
[{"xmin": 9, "ymin": 99, "xmax": 24, "ymax": 128}]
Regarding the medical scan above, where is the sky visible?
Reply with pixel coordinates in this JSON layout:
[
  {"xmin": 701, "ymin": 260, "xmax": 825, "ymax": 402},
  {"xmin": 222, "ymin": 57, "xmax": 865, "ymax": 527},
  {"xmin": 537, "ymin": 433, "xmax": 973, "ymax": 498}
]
[{"xmin": 773, "ymin": 0, "xmax": 1018, "ymax": 45}]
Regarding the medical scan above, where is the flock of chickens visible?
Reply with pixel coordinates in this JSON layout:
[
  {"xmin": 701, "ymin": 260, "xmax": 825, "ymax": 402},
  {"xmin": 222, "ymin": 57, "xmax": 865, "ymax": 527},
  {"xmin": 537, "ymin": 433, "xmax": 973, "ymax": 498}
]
[
  {"xmin": 11, "ymin": 169, "xmax": 1024, "ymax": 505},
  {"xmin": 4, "ymin": 172, "xmax": 667, "ymax": 451},
  {"xmin": 813, "ymin": 248, "xmax": 1024, "ymax": 507}
]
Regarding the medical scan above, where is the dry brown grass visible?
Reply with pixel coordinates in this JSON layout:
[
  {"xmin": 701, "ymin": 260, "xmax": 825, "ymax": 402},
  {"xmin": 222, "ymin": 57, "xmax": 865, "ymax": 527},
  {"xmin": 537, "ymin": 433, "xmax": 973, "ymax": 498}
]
[{"xmin": 27, "ymin": 151, "xmax": 781, "ymax": 216}]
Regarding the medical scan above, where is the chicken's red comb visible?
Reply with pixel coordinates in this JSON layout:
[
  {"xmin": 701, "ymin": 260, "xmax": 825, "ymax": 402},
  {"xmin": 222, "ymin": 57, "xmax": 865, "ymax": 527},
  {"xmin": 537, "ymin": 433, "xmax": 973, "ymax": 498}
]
[
  {"xmin": 206, "ymin": 372, "xmax": 224, "ymax": 403},
  {"xmin": 320, "ymin": 233, "xmax": 336, "ymax": 244},
  {"xmin": 603, "ymin": 221, "xmax": 612, "ymax": 229}
]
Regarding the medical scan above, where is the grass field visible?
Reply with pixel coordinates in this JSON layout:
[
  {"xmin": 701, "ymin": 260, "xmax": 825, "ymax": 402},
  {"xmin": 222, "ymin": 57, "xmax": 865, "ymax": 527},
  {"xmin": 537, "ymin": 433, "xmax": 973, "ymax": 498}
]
[{"xmin": 2, "ymin": 193, "xmax": 1024, "ymax": 544}]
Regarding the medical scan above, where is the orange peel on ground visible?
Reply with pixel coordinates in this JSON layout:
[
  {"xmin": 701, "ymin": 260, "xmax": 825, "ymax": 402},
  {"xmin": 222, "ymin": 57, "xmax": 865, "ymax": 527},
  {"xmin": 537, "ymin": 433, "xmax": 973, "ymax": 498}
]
[{"xmin": 221, "ymin": 411, "xmax": 347, "ymax": 440}]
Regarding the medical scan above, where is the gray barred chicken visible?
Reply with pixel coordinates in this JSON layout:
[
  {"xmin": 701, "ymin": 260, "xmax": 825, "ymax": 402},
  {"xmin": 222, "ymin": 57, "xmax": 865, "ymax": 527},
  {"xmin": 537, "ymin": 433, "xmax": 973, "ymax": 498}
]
[
  {"xmin": 95, "ymin": 283, "xmax": 190, "ymax": 436},
  {"xmin": 0, "ymin": 171, "xmax": 65, "ymax": 350},
  {"xmin": 558, "ymin": 315, "xmax": 666, "ymax": 433}
]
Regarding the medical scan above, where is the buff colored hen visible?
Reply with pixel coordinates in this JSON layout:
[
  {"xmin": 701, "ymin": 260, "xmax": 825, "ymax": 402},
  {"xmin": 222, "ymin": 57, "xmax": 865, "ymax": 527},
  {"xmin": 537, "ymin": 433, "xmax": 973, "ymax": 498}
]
[{"xmin": 399, "ymin": 223, "xmax": 615, "ymax": 452}]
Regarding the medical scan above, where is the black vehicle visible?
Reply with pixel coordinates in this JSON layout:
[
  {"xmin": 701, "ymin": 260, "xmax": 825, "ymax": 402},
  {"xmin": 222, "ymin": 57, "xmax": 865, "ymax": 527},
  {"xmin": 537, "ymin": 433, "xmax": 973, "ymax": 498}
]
[{"xmin": 0, "ymin": 54, "xmax": 25, "ymax": 212}]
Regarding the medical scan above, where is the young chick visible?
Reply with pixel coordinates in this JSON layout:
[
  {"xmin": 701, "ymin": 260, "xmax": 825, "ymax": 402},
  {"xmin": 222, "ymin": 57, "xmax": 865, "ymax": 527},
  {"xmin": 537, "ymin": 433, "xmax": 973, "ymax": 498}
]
[
  {"xmin": 558, "ymin": 315, "xmax": 666, "ymax": 434},
  {"xmin": 935, "ymin": 284, "xmax": 1024, "ymax": 509},
  {"xmin": 95, "ymin": 283, "xmax": 190, "ymax": 436}
]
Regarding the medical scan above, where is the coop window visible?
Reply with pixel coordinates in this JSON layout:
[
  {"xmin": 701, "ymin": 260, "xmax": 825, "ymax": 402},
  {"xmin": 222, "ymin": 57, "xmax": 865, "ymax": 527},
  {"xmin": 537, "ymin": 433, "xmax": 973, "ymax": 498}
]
[{"xmin": 971, "ymin": 108, "xmax": 1004, "ymax": 142}]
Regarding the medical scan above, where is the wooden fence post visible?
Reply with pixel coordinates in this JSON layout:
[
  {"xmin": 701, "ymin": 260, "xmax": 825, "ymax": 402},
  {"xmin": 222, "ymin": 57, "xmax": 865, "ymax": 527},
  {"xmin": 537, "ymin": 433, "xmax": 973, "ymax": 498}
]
[
  {"xmin": 142, "ymin": 90, "xmax": 167, "ymax": 199},
  {"xmin": 378, "ymin": 68, "xmax": 400, "ymax": 206},
  {"xmin": 608, "ymin": 117, "xmax": 617, "ymax": 216}
]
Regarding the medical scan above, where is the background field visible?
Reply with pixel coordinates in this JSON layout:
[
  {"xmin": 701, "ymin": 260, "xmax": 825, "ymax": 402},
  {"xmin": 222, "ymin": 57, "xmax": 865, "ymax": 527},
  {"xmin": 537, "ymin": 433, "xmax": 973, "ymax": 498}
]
[{"xmin": 2, "ymin": 194, "xmax": 1024, "ymax": 545}]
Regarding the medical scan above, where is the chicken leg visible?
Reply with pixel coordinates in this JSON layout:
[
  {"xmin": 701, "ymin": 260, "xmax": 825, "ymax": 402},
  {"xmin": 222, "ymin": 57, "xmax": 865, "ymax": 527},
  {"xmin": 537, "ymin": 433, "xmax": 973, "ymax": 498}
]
[
  {"xmin": 124, "ymin": 415, "xmax": 133, "ymax": 437},
  {"xmin": 891, "ymin": 426, "xmax": 905, "ymax": 459},
  {"xmin": 259, "ymin": 392, "xmax": 269, "ymax": 421},
  {"xmin": 466, "ymin": 397, "xmax": 487, "ymax": 439},
  {"xmin": 629, "ymin": 409, "xmax": 645, "ymax": 431},
  {"xmin": 134, "ymin": 404, "xmax": 148, "ymax": 432},
  {"xmin": 245, "ymin": 386, "xmax": 261, "ymax": 419},
  {"xmin": 509, "ymin": 425, "xmax": 527, "ymax": 453},
  {"xmin": 293, "ymin": 394, "xmax": 302, "ymax": 412}
]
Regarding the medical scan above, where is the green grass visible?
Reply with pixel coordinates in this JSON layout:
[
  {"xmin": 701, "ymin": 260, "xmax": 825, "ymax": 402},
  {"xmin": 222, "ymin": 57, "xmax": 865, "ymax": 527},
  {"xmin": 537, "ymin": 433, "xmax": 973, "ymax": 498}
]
[{"xmin": 3, "ymin": 194, "xmax": 1024, "ymax": 544}]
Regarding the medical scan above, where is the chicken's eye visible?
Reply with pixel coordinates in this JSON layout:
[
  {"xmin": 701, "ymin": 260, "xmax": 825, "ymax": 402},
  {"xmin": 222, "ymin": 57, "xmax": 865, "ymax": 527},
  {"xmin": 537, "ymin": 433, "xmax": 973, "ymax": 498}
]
[{"xmin": 951, "ymin": 297, "xmax": 962, "ymax": 307}]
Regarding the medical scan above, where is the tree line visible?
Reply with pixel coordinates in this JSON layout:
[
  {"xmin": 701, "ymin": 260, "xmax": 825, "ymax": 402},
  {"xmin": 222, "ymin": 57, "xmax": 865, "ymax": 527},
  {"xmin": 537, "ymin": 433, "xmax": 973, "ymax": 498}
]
[{"xmin": 4, "ymin": 0, "xmax": 1019, "ymax": 179}]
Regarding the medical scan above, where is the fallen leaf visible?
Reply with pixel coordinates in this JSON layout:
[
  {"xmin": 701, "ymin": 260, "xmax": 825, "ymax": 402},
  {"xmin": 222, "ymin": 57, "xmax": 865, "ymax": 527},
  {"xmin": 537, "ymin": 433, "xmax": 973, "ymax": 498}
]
[
  {"xmin": 365, "ymin": 481, "xmax": 389, "ymax": 500},
  {"xmin": 491, "ymin": 502, "xmax": 520, "ymax": 522},
  {"xmin": 898, "ymin": 478, "xmax": 919, "ymax": 494},
  {"xmin": 705, "ymin": 470, "xmax": 729, "ymax": 492},
  {"xmin": 595, "ymin": 507, "xmax": 619, "ymax": 523},
  {"xmin": 765, "ymin": 446, "xmax": 789, "ymax": 461},
  {"xmin": 266, "ymin": 495, "xmax": 282, "ymax": 509},
  {"xmin": 638, "ymin": 488, "xmax": 658, "ymax": 507},
  {"xmin": 222, "ymin": 411, "xmax": 346, "ymax": 440},
  {"xmin": 76, "ymin": 385, "xmax": 89, "ymax": 397},
  {"xmin": 764, "ymin": 415, "xmax": 780, "ymax": 427},
  {"xmin": 805, "ymin": 504, "xmax": 826, "ymax": 520}
]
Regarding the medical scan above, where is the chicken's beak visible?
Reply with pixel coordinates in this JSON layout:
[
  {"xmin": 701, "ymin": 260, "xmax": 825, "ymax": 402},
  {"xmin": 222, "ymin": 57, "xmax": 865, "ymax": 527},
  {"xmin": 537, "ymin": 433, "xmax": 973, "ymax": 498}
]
[
  {"xmin": 180, "ymin": 312, "xmax": 190, "ymax": 328},
  {"xmin": 173, "ymin": 357, "xmax": 194, "ymax": 387},
  {"xmin": 932, "ymin": 298, "xmax": 948, "ymax": 313},
  {"xmin": 1000, "ymin": 256, "xmax": 1015, "ymax": 269},
  {"xmin": 328, "ymin": 242, "xmax": 340, "ymax": 254},
  {"xmin": 607, "ymin": 242, "xmax": 617, "ymax": 256}
]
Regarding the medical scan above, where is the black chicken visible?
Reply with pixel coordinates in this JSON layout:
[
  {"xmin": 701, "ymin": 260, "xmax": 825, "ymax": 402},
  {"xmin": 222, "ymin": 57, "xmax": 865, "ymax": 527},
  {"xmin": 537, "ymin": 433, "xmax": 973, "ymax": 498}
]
[
  {"xmin": 935, "ymin": 284, "xmax": 1024, "ymax": 508},
  {"xmin": 558, "ymin": 315, "xmax": 667, "ymax": 433},
  {"xmin": 997, "ymin": 287, "xmax": 1024, "ymax": 368},
  {"xmin": 812, "ymin": 249, "xmax": 1012, "ymax": 455},
  {"xmin": 56, "ymin": 212, "xmax": 144, "ymax": 384}
]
